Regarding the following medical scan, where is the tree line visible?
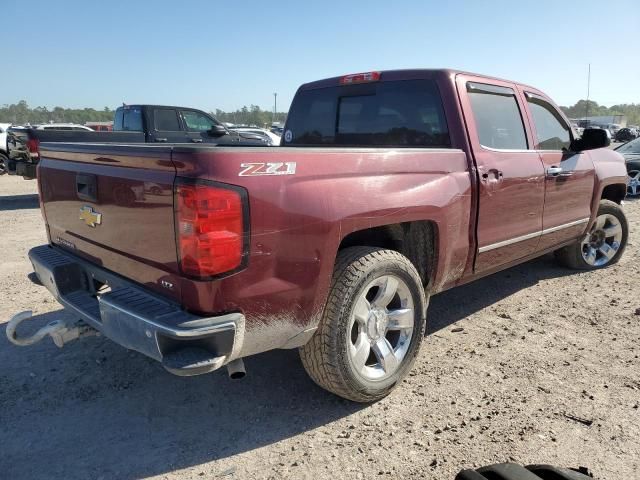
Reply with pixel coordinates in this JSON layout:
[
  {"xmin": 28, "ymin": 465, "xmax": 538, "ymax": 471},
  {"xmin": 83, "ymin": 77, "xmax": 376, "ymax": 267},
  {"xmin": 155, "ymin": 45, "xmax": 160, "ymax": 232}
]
[
  {"xmin": 559, "ymin": 100, "xmax": 640, "ymax": 126},
  {"xmin": 0, "ymin": 101, "xmax": 288, "ymax": 127},
  {"xmin": 2, "ymin": 99, "xmax": 639, "ymax": 128}
]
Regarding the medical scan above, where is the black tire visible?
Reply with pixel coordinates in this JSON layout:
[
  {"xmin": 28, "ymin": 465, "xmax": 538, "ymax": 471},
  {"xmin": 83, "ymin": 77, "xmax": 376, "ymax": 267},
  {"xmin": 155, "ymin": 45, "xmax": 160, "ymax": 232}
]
[
  {"xmin": 299, "ymin": 247, "xmax": 427, "ymax": 402},
  {"xmin": 555, "ymin": 199, "xmax": 628, "ymax": 270},
  {"xmin": 0, "ymin": 153, "xmax": 7, "ymax": 175}
]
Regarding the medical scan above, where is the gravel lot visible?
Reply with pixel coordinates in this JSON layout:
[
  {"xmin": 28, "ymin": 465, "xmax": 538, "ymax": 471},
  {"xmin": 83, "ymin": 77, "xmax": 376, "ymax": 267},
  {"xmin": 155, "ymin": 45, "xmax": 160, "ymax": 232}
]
[{"xmin": 0, "ymin": 174, "xmax": 638, "ymax": 479}]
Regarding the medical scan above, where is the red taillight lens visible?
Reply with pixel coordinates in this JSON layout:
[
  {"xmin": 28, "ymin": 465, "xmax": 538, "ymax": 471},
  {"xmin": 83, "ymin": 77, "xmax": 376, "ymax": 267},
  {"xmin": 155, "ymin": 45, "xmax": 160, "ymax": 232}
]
[
  {"xmin": 340, "ymin": 71, "xmax": 381, "ymax": 85},
  {"xmin": 26, "ymin": 138, "xmax": 40, "ymax": 157},
  {"xmin": 176, "ymin": 181, "xmax": 247, "ymax": 278}
]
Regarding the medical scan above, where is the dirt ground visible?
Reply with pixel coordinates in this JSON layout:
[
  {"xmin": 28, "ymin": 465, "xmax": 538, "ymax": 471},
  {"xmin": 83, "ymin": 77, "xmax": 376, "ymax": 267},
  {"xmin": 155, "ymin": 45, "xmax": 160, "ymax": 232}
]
[{"xmin": 0, "ymin": 175, "xmax": 638, "ymax": 480}]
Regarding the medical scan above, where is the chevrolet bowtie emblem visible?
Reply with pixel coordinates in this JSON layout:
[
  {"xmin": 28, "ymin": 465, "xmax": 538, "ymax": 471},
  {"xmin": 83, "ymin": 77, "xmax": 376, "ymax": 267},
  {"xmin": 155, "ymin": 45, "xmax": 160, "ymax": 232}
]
[{"xmin": 79, "ymin": 206, "xmax": 102, "ymax": 227}]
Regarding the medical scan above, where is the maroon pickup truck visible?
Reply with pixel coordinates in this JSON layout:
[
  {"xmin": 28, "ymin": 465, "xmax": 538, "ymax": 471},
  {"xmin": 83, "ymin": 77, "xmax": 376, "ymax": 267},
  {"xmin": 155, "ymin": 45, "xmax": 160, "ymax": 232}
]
[{"xmin": 7, "ymin": 69, "xmax": 628, "ymax": 402}]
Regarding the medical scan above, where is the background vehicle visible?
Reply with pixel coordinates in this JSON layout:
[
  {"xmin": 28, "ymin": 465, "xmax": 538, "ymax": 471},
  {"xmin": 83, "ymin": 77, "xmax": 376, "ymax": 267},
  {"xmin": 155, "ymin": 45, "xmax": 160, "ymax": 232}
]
[
  {"xmin": 84, "ymin": 121, "xmax": 113, "ymax": 131},
  {"xmin": 615, "ymin": 137, "xmax": 640, "ymax": 196},
  {"xmin": 5, "ymin": 105, "xmax": 267, "ymax": 178},
  {"xmin": 615, "ymin": 127, "xmax": 637, "ymax": 143},
  {"xmin": 8, "ymin": 69, "xmax": 627, "ymax": 402},
  {"xmin": 0, "ymin": 122, "xmax": 10, "ymax": 174},
  {"xmin": 34, "ymin": 123, "xmax": 94, "ymax": 131},
  {"xmin": 229, "ymin": 126, "xmax": 281, "ymax": 145}
]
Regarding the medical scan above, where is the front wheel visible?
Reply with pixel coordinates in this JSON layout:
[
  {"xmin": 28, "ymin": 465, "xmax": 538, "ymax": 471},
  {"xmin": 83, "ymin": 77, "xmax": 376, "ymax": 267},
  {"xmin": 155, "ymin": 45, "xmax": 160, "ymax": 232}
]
[
  {"xmin": 299, "ymin": 247, "xmax": 427, "ymax": 402},
  {"xmin": 555, "ymin": 200, "xmax": 628, "ymax": 270}
]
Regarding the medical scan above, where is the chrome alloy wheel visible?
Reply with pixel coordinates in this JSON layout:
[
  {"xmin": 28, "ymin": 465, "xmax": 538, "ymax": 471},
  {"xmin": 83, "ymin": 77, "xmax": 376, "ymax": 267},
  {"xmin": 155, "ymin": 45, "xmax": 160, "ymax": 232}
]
[
  {"xmin": 581, "ymin": 214, "xmax": 623, "ymax": 266},
  {"xmin": 347, "ymin": 275, "xmax": 414, "ymax": 381},
  {"xmin": 627, "ymin": 170, "xmax": 640, "ymax": 196}
]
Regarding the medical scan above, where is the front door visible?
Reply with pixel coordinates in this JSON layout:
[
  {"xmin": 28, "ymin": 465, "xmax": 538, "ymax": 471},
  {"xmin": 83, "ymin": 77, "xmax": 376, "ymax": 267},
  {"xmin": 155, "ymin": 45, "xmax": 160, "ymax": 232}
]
[
  {"xmin": 520, "ymin": 91, "xmax": 594, "ymax": 251},
  {"xmin": 180, "ymin": 110, "xmax": 218, "ymax": 144},
  {"xmin": 456, "ymin": 75, "xmax": 546, "ymax": 273}
]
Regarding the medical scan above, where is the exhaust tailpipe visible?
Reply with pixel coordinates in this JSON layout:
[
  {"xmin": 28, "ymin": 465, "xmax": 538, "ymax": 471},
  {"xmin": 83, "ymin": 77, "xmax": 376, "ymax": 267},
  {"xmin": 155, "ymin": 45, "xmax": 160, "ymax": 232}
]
[{"xmin": 226, "ymin": 358, "xmax": 246, "ymax": 380}]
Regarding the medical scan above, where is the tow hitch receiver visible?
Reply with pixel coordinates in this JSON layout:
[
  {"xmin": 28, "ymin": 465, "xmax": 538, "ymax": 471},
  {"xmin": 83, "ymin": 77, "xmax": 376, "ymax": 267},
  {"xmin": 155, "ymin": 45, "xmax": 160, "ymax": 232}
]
[{"xmin": 6, "ymin": 311, "xmax": 99, "ymax": 348}]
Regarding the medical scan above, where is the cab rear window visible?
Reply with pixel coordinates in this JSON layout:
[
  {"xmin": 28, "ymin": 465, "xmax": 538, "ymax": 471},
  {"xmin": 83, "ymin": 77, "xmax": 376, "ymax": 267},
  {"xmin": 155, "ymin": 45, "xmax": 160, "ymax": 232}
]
[
  {"xmin": 114, "ymin": 107, "xmax": 143, "ymax": 132},
  {"xmin": 284, "ymin": 79, "xmax": 450, "ymax": 148}
]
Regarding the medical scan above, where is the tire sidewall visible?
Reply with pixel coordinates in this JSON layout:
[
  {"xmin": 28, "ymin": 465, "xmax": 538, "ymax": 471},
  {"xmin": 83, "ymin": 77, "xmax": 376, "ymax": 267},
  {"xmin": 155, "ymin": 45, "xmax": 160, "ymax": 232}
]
[
  {"xmin": 333, "ymin": 251, "xmax": 427, "ymax": 398},
  {"xmin": 576, "ymin": 201, "xmax": 628, "ymax": 269}
]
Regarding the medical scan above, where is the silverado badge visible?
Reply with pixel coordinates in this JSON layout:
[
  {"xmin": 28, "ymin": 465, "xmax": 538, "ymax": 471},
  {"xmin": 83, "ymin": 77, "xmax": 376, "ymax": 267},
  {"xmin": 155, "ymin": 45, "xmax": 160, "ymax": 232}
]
[{"xmin": 79, "ymin": 206, "xmax": 102, "ymax": 227}]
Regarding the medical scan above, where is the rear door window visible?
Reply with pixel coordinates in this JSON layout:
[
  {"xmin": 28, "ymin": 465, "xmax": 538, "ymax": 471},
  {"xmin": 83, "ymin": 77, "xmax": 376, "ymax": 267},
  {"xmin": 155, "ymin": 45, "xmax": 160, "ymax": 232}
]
[
  {"xmin": 285, "ymin": 79, "xmax": 450, "ymax": 147},
  {"xmin": 466, "ymin": 82, "xmax": 528, "ymax": 150},
  {"xmin": 526, "ymin": 95, "xmax": 571, "ymax": 150},
  {"xmin": 154, "ymin": 108, "xmax": 181, "ymax": 131}
]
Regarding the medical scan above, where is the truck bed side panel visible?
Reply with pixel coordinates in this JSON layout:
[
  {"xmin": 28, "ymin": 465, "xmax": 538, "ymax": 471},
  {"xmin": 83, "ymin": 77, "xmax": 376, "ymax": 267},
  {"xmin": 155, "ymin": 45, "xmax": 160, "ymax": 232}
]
[{"xmin": 172, "ymin": 147, "xmax": 472, "ymax": 357}]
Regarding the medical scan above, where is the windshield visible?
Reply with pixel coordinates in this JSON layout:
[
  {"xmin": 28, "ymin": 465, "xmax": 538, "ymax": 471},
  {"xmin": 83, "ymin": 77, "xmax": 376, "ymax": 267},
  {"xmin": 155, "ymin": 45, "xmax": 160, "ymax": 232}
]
[
  {"xmin": 616, "ymin": 137, "xmax": 640, "ymax": 154},
  {"xmin": 284, "ymin": 79, "xmax": 450, "ymax": 148}
]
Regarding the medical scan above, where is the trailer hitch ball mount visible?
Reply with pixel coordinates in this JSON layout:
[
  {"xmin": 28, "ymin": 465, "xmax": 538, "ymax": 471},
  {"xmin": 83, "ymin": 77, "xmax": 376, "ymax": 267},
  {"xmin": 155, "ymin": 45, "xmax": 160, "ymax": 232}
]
[{"xmin": 6, "ymin": 311, "xmax": 99, "ymax": 348}]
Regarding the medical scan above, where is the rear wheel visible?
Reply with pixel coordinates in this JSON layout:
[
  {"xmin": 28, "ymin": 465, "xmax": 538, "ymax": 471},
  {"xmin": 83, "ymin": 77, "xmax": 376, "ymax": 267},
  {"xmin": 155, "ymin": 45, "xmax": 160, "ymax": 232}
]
[
  {"xmin": 555, "ymin": 200, "xmax": 628, "ymax": 270},
  {"xmin": 0, "ymin": 153, "xmax": 7, "ymax": 175},
  {"xmin": 300, "ymin": 247, "xmax": 427, "ymax": 402}
]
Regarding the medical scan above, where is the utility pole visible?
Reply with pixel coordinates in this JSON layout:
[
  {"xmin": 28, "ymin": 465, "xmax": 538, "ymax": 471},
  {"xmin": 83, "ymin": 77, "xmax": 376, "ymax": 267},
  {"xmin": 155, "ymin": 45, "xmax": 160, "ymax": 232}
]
[
  {"xmin": 273, "ymin": 92, "xmax": 277, "ymax": 125},
  {"xmin": 585, "ymin": 63, "xmax": 591, "ymax": 124}
]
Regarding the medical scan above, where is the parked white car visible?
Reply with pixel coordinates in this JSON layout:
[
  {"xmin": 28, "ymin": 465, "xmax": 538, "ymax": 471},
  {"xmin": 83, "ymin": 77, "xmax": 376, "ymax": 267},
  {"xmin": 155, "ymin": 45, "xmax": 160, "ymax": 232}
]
[{"xmin": 35, "ymin": 123, "xmax": 94, "ymax": 131}]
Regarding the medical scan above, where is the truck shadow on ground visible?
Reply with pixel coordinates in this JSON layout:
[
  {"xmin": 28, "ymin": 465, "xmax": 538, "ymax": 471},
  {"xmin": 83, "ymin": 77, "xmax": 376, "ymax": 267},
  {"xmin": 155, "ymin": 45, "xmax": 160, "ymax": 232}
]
[
  {"xmin": 427, "ymin": 252, "xmax": 576, "ymax": 334},
  {"xmin": 0, "ymin": 194, "xmax": 39, "ymax": 211},
  {"xmin": 0, "ymin": 253, "xmax": 578, "ymax": 479}
]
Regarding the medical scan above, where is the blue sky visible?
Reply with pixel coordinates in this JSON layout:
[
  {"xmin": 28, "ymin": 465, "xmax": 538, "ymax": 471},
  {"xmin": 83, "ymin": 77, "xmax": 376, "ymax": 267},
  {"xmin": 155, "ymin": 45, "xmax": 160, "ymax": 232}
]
[{"xmin": 3, "ymin": 0, "xmax": 639, "ymax": 112}]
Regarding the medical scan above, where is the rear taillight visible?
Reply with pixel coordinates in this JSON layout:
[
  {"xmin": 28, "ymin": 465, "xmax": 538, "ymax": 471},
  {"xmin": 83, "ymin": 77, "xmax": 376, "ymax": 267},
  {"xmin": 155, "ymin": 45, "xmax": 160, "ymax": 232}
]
[
  {"xmin": 340, "ymin": 71, "xmax": 381, "ymax": 85},
  {"xmin": 175, "ymin": 180, "xmax": 248, "ymax": 279},
  {"xmin": 26, "ymin": 138, "xmax": 40, "ymax": 158}
]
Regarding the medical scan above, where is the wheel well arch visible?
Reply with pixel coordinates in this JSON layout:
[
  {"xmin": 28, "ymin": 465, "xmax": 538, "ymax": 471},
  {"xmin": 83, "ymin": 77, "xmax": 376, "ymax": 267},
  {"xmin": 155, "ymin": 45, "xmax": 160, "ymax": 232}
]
[
  {"xmin": 601, "ymin": 183, "xmax": 626, "ymax": 204},
  {"xmin": 337, "ymin": 221, "xmax": 438, "ymax": 288}
]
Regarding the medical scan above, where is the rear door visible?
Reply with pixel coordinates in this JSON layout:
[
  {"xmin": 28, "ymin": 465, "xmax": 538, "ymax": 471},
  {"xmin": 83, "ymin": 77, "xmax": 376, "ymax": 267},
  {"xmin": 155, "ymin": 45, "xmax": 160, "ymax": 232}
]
[
  {"xmin": 456, "ymin": 75, "xmax": 545, "ymax": 273},
  {"xmin": 519, "ymin": 90, "xmax": 594, "ymax": 250}
]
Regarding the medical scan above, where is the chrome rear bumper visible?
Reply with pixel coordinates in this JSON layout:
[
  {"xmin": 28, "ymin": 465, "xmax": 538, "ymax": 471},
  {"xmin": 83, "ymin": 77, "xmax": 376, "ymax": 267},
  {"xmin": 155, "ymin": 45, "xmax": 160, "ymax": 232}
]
[{"xmin": 28, "ymin": 245, "xmax": 242, "ymax": 376}]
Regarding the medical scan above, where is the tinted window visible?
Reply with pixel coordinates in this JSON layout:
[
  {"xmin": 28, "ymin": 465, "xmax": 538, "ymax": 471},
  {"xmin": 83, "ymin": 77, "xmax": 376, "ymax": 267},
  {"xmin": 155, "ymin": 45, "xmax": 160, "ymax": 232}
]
[
  {"xmin": 114, "ymin": 109, "xmax": 123, "ymax": 130},
  {"xmin": 115, "ymin": 107, "xmax": 143, "ymax": 131},
  {"xmin": 526, "ymin": 97, "xmax": 571, "ymax": 150},
  {"xmin": 182, "ymin": 111, "xmax": 216, "ymax": 132},
  {"xmin": 285, "ymin": 79, "xmax": 450, "ymax": 147},
  {"xmin": 467, "ymin": 83, "xmax": 527, "ymax": 150},
  {"xmin": 154, "ymin": 109, "xmax": 181, "ymax": 131}
]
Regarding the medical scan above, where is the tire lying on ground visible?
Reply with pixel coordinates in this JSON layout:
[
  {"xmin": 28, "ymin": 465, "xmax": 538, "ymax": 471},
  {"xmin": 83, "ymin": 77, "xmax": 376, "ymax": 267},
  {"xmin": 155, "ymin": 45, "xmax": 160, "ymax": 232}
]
[
  {"xmin": 300, "ymin": 247, "xmax": 427, "ymax": 403},
  {"xmin": 555, "ymin": 199, "xmax": 628, "ymax": 270},
  {"xmin": 456, "ymin": 463, "xmax": 594, "ymax": 480}
]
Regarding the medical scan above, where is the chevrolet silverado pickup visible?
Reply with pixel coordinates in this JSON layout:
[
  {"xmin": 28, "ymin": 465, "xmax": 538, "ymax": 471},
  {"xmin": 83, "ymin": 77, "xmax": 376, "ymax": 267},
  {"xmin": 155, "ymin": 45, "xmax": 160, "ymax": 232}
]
[
  {"xmin": 5, "ymin": 105, "xmax": 265, "ymax": 179},
  {"xmin": 7, "ymin": 69, "xmax": 628, "ymax": 402}
]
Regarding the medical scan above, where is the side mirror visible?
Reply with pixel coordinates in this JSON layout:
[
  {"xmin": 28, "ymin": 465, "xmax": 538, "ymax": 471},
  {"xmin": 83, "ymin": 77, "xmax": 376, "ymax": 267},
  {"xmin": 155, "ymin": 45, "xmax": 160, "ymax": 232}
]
[
  {"xmin": 571, "ymin": 128, "xmax": 610, "ymax": 152},
  {"xmin": 208, "ymin": 124, "xmax": 228, "ymax": 137}
]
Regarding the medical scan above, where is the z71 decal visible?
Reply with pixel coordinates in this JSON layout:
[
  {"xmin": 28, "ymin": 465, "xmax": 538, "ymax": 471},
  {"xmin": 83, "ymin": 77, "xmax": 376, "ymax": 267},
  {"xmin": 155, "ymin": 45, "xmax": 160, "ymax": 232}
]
[{"xmin": 239, "ymin": 162, "xmax": 297, "ymax": 176}]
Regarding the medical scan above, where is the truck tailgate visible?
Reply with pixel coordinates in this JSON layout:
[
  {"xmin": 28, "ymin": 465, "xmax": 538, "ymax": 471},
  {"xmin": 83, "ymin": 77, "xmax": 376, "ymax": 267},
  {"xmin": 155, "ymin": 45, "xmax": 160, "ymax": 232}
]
[{"xmin": 37, "ymin": 144, "xmax": 182, "ymax": 301}]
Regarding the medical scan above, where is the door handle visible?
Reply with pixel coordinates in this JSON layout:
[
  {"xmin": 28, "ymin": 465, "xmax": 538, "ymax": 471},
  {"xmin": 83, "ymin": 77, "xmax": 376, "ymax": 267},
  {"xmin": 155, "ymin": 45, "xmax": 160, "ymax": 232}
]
[
  {"xmin": 191, "ymin": 138, "xmax": 203, "ymax": 143},
  {"xmin": 155, "ymin": 137, "xmax": 168, "ymax": 143},
  {"xmin": 481, "ymin": 169, "xmax": 503, "ymax": 182},
  {"xmin": 76, "ymin": 173, "xmax": 97, "ymax": 202},
  {"xmin": 546, "ymin": 166, "xmax": 572, "ymax": 177}
]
